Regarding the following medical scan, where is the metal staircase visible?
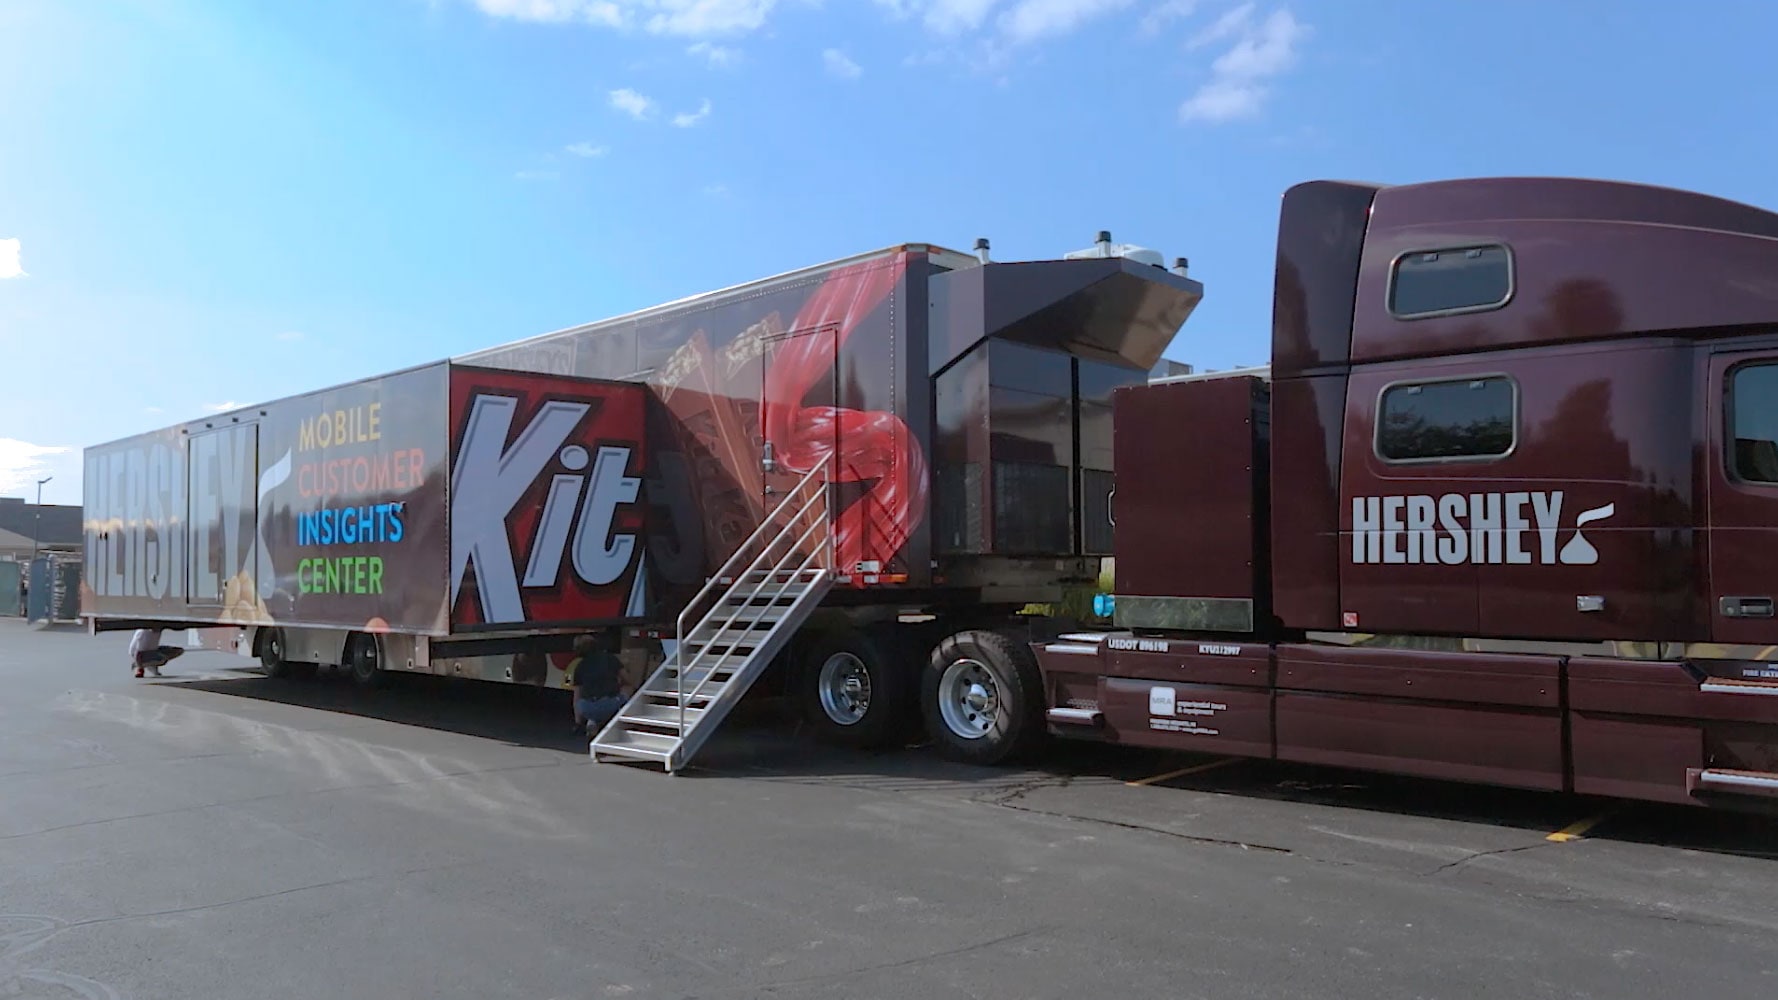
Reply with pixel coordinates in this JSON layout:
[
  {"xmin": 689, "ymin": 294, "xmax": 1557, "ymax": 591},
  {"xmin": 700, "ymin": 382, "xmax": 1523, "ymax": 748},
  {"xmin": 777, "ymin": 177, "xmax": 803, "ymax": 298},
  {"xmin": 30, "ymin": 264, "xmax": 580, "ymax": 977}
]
[{"xmin": 591, "ymin": 456, "xmax": 835, "ymax": 772}]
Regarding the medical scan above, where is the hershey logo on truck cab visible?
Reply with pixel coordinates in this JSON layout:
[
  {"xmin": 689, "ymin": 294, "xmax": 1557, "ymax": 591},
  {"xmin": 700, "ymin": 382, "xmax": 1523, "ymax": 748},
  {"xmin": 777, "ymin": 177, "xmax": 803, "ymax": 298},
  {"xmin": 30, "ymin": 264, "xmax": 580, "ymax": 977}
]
[
  {"xmin": 450, "ymin": 390, "xmax": 641, "ymax": 625},
  {"xmin": 1351, "ymin": 491, "xmax": 1615, "ymax": 567}
]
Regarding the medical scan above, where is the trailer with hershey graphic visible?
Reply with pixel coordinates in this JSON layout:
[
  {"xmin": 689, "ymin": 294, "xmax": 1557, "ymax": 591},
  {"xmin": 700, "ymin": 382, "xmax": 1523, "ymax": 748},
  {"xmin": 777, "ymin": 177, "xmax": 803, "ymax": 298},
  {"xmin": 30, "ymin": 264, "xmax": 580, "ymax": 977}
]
[
  {"xmin": 81, "ymin": 239, "xmax": 1206, "ymax": 758},
  {"xmin": 1031, "ymin": 177, "xmax": 1778, "ymax": 810}
]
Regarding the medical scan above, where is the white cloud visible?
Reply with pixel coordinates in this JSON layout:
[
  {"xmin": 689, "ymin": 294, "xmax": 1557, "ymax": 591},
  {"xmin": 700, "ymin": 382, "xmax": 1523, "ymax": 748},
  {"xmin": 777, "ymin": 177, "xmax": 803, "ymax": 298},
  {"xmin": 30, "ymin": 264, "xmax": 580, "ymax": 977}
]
[
  {"xmin": 467, "ymin": 0, "xmax": 1285, "ymax": 87},
  {"xmin": 274, "ymin": 330, "xmax": 305, "ymax": 342},
  {"xmin": 1179, "ymin": 6, "xmax": 1308, "ymax": 124},
  {"xmin": 644, "ymin": 0, "xmax": 777, "ymax": 36},
  {"xmin": 1187, "ymin": 0, "xmax": 1251, "ymax": 48},
  {"xmin": 470, "ymin": 0, "xmax": 776, "ymax": 37},
  {"xmin": 204, "ymin": 402, "xmax": 248, "ymax": 413},
  {"xmin": 702, "ymin": 182, "xmax": 730, "ymax": 197},
  {"xmin": 0, "ymin": 238, "xmax": 24, "ymax": 280},
  {"xmin": 921, "ymin": 0, "xmax": 1001, "ymax": 34},
  {"xmin": 0, "ymin": 439, "xmax": 71, "ymax": 500},
  {"xmin": 998, "ymin": 0, "xmax": 1132, "ymax": 45},
  {"xmin": 823, "ymin": 48, "xmax": 863, "ymax": 79},
  {"xmin": 471, "ymin": 0, "xmax": 624, "ymax": 27},
  {"xmin": 565, "ymin": 141, "xmax": 610, "ymax": 157},
  {"xmin": 145, "ymin": 406, "xmax": 164, "ymax": 415},
  {"xmin": 1178, "ymin": 78, "xmax": 1263, "ymax": 121},
  {"xmin": 1140, "ymin": 0, "xmax": 1195, "ymax": 35},
  {"xmin": 688, "ymin": 40, "xmax": 740, "ymax": 66},
  {"xmin": 609, "ymin": 87, "xmax": 658, "ymax": 119},
  {"xmin": 671, "ymin": 98, "xmax": 713, "ymax": 127}
]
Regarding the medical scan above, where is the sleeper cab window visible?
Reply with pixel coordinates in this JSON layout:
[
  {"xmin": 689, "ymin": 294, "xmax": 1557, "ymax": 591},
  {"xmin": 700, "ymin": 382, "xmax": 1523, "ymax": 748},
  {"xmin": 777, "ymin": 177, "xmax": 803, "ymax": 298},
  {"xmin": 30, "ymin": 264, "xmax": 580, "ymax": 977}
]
[
  {"xmin": 1376, "ymin": 376, "xmax": 1517, "ymax": 463},
  {"xmin": 1729, "ymin": 362, "xmax": 1778, "ymax": 484},
  {"xmin": 1388, "ymin": 244, "xmax": 1513, "ymax": 318}
]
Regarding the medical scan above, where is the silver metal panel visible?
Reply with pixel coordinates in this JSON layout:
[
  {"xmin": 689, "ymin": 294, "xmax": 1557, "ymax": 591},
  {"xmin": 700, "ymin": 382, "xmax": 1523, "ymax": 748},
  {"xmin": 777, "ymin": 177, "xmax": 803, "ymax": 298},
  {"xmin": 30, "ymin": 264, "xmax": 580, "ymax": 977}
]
[
  {"xmin": 1113, "ymin": 595, "xmax": 1254, "ymax": 633},
  {"xmin": 284, "ymin": 627, "xmax": 352, "ymax": 666}
]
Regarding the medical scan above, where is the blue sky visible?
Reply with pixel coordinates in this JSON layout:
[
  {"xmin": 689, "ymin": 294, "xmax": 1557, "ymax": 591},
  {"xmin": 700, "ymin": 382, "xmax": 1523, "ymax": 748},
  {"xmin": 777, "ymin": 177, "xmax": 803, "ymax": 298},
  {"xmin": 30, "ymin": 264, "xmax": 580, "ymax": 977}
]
[{"xmin": 2, "ymin": 0, "xmax": 1775, "ymax": 506}]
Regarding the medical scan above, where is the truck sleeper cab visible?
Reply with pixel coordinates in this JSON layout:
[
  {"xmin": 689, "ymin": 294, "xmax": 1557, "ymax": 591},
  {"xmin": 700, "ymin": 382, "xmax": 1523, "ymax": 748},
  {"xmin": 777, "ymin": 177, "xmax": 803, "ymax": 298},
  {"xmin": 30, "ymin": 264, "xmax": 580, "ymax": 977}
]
[{"xmin": 1021, "ymin": 177, "xmax": 1778, "ymax": 810}]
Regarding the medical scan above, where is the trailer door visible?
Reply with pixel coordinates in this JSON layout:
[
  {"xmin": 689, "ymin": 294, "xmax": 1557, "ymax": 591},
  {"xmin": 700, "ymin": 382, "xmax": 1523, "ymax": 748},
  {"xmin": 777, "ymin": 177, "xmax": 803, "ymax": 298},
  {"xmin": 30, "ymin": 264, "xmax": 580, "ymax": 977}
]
[
  {"xmin": 759, "ymin": 323, "xmax": 839, "ymax": 519},
  {"xmin": 1706, "ymin": 346, "xmax": 1778, "ymax": 645},
  {"xmin": 185, "ymin": 422, "xmax": 260, "ymax": 611}
]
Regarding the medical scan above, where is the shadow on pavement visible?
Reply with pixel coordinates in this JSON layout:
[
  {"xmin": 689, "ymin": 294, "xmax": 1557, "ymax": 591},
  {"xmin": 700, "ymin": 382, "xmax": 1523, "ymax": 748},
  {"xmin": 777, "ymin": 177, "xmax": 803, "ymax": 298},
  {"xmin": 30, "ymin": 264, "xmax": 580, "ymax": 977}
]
[{"xmin": 167, "ymin": 663, "xmax": 1778, "ymax": 860}]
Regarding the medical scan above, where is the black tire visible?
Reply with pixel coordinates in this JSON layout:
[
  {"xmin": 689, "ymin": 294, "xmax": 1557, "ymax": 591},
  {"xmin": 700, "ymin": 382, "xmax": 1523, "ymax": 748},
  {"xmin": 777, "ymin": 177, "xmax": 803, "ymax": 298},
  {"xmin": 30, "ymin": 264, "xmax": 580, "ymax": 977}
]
[
  {"xmin": 345, "ymin": 633, "xmax": 385, "ymax": 689},
  {"xmin": 797, "ymin": 626, "xmax": 911, "ymax": 749},
  {"xmin": 920, "ymin": 629, "xmax": 1047, "ymax": 766},
  {"xmin": 259, "ymin": 628, "xmax": 295, "ymax": 679}
]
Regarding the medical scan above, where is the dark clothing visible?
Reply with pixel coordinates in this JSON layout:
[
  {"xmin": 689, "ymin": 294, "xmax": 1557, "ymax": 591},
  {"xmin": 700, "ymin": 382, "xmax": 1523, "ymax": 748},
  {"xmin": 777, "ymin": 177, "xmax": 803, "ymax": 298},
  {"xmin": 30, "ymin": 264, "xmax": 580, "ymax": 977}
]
[{"xmin": 566, "ymin": 650, "xmax": 623, "ymax": 700}]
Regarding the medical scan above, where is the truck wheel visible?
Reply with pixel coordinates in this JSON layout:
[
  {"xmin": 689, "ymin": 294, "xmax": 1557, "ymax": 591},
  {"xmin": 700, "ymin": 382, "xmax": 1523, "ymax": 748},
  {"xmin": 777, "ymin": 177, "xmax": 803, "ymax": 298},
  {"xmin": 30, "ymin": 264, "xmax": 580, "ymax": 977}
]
[
  {"xmin": 259, "ymin": 628, "xmax": 295, "ymax": 679},
  {"xmin": 921, "ymin": 629, "xmax": 1046, "ymax": 766},
  {"xmin": 346, "ymin": 634, "xmax": 384, "ymax": 689},
  {"xmin": 798, "ymin": 627, "xmax": 909, "ymax": 749}
]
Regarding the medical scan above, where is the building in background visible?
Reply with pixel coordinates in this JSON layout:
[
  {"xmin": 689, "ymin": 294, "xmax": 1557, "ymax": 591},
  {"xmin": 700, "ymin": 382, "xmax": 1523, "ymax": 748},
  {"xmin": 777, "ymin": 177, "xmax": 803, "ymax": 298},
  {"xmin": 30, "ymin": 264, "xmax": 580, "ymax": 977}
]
[
  {"xmin": 0, "ymin": 498, "xmax": 84, "ymax": 619},
  {"xmin": 0, "ymin": 497, "xmax": 83, "ymax": 558}
]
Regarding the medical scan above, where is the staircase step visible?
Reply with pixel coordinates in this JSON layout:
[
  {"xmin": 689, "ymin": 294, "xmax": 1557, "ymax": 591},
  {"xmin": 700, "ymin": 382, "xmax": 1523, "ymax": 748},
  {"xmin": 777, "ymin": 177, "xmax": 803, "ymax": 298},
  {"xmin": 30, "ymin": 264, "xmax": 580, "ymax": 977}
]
[
  {"xmin": 695, "ymin": 614, "xmax": 785, "ymax": 632},
  {"xmin": 722, "ymin": 591, "xmax": 802, "ymax": 605},
  {"xmin": 592, "ymin": 524, "xmax": 835, "ymax": 773},
  {"xmin": 724, "ymin": 569, "xmax": 825, "ymax": 585},
  {"xmin": 592, "ymin": 745, "xmax": 673, "ymax": 765},
  {"xmin": 688, "ymin": 624, "xmax": 780, "ymax": 644},
  {"xmin": 682, "ymin": 638, "xmax": 768, "ymax": 658},
  {"xmin": 592, "ymin": 728, "xmax": 678, "ymax": 755},
  {"xmin": 646, "ymin": 669, "xmax": 732, "ymax": 694},
  {"xmin": 617, "ymin": 702, "xmax": 708, "ymax": 729},
  {"xmin": 667, "ymin": 653, "xmax": 749, "ymax": 675},
  {"xmin": 704, "ymin": 605, "xmax": 793, "ymax": 623},
  {"xmin": 639, "ymin": 683, "xmax": 718, "ymax": 702}
]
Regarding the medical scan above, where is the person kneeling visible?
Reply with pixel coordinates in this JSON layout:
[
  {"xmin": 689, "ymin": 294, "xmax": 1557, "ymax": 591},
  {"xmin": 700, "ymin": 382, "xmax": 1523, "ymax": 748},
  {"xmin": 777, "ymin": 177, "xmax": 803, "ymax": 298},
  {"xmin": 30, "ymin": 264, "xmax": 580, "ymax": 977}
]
[
  {"xmin": 128, "ymin": 628, "xmax": 186, "ymax": 678},
  {"xmin": 565, "ymin": 629, "xmax": 630, "ymax": 737}
]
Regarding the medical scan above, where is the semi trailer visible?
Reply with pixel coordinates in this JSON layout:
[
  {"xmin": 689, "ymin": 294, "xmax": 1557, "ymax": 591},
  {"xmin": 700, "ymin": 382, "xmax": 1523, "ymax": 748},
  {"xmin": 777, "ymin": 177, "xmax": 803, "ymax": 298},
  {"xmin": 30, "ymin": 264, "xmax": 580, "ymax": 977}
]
[
  {"xmin": 81, "ymin": 236, "xmax": 1202, "ymax": 755},
  {"xmin": 82, "ymin": 174, "xmax": 1778, "ymax": 808}
]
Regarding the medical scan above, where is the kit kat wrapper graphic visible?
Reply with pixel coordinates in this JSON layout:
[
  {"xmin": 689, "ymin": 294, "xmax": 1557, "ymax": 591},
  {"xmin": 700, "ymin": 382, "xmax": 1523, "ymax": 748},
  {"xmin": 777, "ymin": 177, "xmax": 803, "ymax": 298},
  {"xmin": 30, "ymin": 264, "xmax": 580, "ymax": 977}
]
[{"xmin": 447, "ymin": 367, "xmax": 649, "ymax": 628}]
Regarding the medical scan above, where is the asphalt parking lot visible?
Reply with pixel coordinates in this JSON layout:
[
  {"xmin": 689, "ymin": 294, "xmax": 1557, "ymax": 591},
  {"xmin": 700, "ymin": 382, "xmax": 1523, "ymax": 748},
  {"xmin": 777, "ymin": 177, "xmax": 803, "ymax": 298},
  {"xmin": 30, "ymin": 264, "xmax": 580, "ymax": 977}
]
[{"xmin": 2, "ymin": 619, "xmax": 1775, "ymax": 1000}]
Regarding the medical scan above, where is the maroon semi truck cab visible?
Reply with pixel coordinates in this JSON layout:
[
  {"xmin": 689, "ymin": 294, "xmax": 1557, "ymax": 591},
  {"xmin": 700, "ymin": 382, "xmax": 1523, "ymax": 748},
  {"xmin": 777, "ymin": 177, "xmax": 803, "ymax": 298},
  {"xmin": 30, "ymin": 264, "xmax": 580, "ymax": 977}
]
[{"xmin": 1033, "ymin": 176, "xmax": 1778, "ymax": 809}]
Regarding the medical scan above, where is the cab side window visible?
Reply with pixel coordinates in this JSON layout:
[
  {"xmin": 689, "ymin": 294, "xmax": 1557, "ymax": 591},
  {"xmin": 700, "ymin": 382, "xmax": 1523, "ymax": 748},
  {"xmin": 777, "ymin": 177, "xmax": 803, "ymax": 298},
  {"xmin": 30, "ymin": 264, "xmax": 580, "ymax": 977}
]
[
  {"xmin": 1377, "ymin": 376, "xmax": 1516, "ymax": 463},
  {"xmin": 1729, "ymin": 362, "xmax": 1778, "ymax": 484},
  {"xmin": 1388, "ymin": 245, "xmax": 1513, "ymax": 319}
]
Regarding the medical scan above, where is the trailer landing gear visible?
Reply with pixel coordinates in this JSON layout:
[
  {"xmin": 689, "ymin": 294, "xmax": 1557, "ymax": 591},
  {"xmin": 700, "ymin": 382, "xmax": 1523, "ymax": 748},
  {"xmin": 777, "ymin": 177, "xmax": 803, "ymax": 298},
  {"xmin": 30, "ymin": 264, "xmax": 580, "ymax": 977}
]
[{"xmin": 921, "ymin": 630, "xmax": 1045, "ymax": 766}]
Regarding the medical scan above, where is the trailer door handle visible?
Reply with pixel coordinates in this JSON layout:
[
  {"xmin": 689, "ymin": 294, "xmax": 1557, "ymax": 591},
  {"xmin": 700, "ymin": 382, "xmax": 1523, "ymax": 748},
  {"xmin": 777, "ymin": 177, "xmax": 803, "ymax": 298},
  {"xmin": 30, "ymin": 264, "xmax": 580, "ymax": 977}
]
[{"xmin": 1720, "ymin": 596, "xmax": 1775, "ymax": 619}]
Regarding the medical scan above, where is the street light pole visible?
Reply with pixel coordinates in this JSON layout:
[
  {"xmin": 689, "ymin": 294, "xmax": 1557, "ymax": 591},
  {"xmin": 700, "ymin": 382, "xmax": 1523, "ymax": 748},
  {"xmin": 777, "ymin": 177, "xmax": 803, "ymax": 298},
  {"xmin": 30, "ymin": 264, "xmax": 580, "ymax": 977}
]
[{"xmin": 31, "ymin": 475, "xmax": 51, "ymax": 562}]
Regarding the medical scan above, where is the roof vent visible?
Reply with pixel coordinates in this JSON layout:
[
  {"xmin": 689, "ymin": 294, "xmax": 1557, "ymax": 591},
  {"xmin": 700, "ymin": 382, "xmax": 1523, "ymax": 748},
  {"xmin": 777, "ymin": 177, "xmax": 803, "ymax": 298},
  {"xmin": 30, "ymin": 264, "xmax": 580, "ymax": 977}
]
[{"xmin": 1063, "ymin": 229, "xmax": 1166, "ymax": 268}]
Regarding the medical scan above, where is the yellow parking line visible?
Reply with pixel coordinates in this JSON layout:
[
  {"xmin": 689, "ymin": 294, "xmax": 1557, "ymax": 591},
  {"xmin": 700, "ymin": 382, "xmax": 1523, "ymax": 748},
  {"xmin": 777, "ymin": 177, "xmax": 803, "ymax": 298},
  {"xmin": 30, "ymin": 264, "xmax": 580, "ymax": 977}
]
[
  {"xmin": 1126, "ymin": 758, "xmax": 1239, "ymax": 787},
  {"xmin": 1546, "ymin": 810, "xmax": 1615, "ymax": 843}
]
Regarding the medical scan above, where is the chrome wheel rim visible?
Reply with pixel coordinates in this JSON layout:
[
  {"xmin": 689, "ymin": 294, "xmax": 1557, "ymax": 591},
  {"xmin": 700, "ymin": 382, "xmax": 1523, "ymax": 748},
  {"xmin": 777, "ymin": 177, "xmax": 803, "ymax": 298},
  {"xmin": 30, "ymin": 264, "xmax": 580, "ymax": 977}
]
[
  {"xmin": 938, "ymin": 658, "xmax": 999, "ymax": 740},
  {"xmin": 817, "ymin": 652, "xmax": 871, "ymax": 725}
]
